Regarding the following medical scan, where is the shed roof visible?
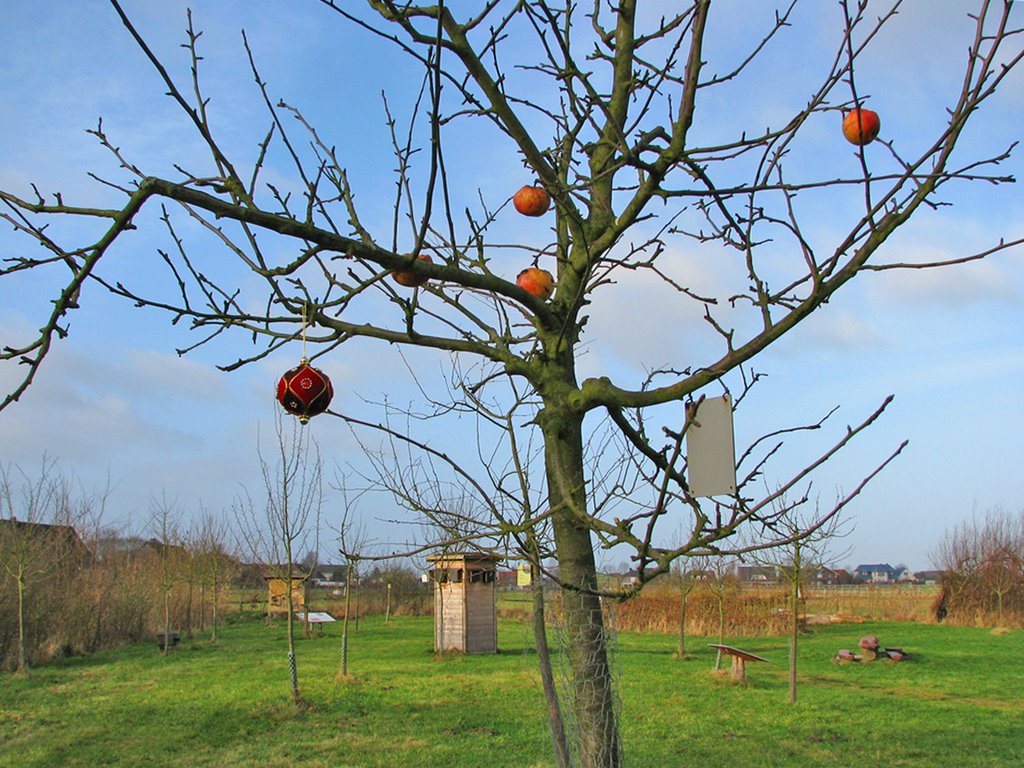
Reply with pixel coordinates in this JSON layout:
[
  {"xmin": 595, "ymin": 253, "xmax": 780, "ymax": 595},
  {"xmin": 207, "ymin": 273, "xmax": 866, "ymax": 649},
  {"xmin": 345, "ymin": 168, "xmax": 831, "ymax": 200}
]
[{"xmin": 427, "ymin": 552, "xmax": 501, "ymax": 565}]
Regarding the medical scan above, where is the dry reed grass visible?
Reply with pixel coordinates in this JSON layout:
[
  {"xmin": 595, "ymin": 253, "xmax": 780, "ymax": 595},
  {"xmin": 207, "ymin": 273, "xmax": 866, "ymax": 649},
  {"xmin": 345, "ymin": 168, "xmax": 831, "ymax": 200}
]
[{"xmin": 512, "ymin": 584, "xmax": 946, "ymax": 638}]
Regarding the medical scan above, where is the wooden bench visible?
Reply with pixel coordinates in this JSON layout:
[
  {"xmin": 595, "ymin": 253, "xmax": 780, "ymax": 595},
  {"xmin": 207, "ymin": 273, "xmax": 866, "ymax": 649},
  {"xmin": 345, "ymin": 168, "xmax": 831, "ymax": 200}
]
[{"xmin": 709, "ymin": 644, "xmax": 769, "ymax": 682}]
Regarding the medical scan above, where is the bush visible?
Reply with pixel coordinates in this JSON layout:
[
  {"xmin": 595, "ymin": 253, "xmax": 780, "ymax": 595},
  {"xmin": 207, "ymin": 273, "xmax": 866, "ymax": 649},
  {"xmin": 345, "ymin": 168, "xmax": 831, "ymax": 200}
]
[{"xmin": 932, "ymin": 508, "xmax": 1024, "ymax": 629}]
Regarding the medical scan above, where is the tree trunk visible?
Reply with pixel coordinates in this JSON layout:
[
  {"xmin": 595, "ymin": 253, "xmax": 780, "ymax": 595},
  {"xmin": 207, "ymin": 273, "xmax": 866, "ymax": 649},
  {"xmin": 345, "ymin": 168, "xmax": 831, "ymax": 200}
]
[
  {"xmin": 543, "ymin": 406, "xmax": 621, "ymax": 768},
  {"xmin": 199, "ymin": 583, "xmax": 206, "ymax": 633},
  {"xmin": 185, "ymin": 580, "xmax": 194, "ymax": 639},
  {"xmin": 16, "ymin": 569, "xmax": 28, "ymax": 675},
  {"xmin": 789, "ymin": 546, "xmax": 803, "ymax": 704},
  {"xmin": 211, "ymin": 576, "xmax": 220, "ymax": 643},
  {"xmin": 162, "ymin": 586, "xmax": 171, "ymax": 658},
  {"xmin": 789, "ymin": 575, "xmax": 799, "ymax": 705},
  {"xmin": 678, "ymin": 580, "xmax": 688, "ymax": 658},
  {"xmin": 531, "ymin": 555, "xmax": 571, "ymax": 768},
  {"xmin": 286, "ymin": 579, "xmax": 300, "ymax": 704},
  {"xmin": 340, "ymin": 561, "xmax": 353, "ymax": 677},
  {"xmin": 354, "ymin": 573, "xmax": 360, "ymax": 632},
  {"xmin": 714, "ymin": 585, "xmax": 725, "ymax": 671}
]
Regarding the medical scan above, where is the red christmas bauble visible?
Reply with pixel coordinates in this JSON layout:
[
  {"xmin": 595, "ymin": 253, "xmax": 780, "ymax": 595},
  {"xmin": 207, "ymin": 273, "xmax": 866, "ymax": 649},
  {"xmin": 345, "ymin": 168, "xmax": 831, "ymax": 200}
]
[{"xmin": 276, "ymin": 360, "xmax": 333, "ymax": 423}]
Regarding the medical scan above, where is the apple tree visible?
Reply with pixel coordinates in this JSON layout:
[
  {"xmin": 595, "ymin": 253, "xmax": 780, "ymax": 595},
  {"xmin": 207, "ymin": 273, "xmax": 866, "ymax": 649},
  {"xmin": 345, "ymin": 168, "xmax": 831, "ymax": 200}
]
[{"xmin": 2, "ymin": 1, "xmax": 1022, "ymax": 765}]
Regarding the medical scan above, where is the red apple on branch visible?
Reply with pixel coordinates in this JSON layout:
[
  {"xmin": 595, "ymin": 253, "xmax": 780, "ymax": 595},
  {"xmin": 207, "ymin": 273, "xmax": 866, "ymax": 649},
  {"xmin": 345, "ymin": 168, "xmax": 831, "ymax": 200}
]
[
  {"xmin": 842, "ymin": 108, "xmax": 881, "ymax": 146},
  {"xmin": 517, "ymin": 267, "xmax": 554, "ymax": 300},
  {"xmin": 392, "ymin": 253, "xmax": 433, "ymax": 287},
  {"xmin": 513, "ymin": 185, "xmax": 551, "ymax": 217}
]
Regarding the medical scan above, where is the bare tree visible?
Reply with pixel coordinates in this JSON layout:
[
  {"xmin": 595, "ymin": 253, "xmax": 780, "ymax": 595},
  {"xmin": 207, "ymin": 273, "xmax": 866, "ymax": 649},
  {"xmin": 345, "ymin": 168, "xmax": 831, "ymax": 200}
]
[
  {"xmin": 747, "ymin": 497, "xmax": 848, "ymax": 704},
  {"xmin": 933, "ymin": 508, "xmax": 1024, "ymax": 627},
  {"xmin": 235, "ymin": 414, "xmax": 323, "ymax": 705},
  {"xmin": 194, "ymin": 507, "xmax": 234, "ymax": 643},
  {"xmin": 978, "ymin": 509, "xmax": 1023, "ymax": 627},
  {"xmin": 335, "ymin": 484, "xmax": 369, "ymax": 679},
  {"xmin": 673, "ymin": 553, "xmax": 708, "ymax": 660},
  {"xmin": 181, "ymin": 526, "xmax": 200, "ymax": 641},
  {"xmin": 0, "ymin": 458, "xmax": 89, "ymax": 674},
  {"xmin": 931, "ymin": 514, "xmax": 983, "ymax": 622},
  {"xmin": 148, "ymin": 493, "xmax": 185, "ymax": 657},
  {"xmin": 708, "ymin": 554, "xmax": 735, "ymax": 672},
  {"xmin": 1, "ymin": 2, "xmax": 1022, "ymax": 763}
]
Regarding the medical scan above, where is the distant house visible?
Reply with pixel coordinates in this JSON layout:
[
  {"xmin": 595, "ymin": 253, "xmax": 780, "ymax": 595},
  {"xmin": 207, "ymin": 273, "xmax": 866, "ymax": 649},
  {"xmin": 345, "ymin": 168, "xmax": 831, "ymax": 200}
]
[
  {"xmin": 812, "ymin": 566, "xmax": 843, "ymax": 586},
  {"xmin": 853, "ymin": 563, "xmax": 898, "ymax": 583},
  {"xmin": 736, "ymin": 564, "xmax": 779, "ymax": 584},
  {"xmin": 311, "ymin": 564, "xmax": 347, "ymax": 589},
  {"xmin": 913, "ymin": 570, "xmax": 942, "ymax": 585},
  {"xmin": 92, "ymin": 534, "xmax": 148, "ymax": 560},
  {"xmin": 234, "ymin": 562, "xmax": 266, "ymax": 589},
  {"xmin": 496, "ymin": 569, "xmax": 519, "ymax": 591},
  {"xmin": 832, "ymin": 568, "xmax": 854, "ymax": 585},
  {"xmin": 0, "ymin": 518, "xmax": 92, "ymax": 567},
  {"xmin": 892, "ymin": 565, "xmax": 916, "ymax": 584},
  {"xmin": 138, "ymin": 537, "xmax": 189, "ymax": 561}
]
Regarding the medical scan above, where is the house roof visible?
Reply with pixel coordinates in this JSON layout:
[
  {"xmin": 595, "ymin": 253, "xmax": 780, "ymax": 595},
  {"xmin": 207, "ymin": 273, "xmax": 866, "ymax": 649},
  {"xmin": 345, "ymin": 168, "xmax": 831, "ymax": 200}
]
[
  {"xmin": 0, "ymin": 518, "xmax": 90, "ymax": 562},
  {"xmin": 0, "ymin": 518, "xmax": 86, "ymax": 547},
  {"xmin": 736, "ymin": 564, "xmax": 778, "ymax": 579},
  {"xmin": 854, "ymin": 563, "xmax": 895, "ymax": 573}
]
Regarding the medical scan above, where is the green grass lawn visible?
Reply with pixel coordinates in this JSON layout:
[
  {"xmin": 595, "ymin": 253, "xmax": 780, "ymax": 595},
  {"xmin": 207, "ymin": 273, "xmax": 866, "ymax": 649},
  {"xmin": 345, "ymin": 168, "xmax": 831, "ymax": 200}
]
[{"xmin": 2, "ymin": 617, "xmax": 1022, "ymax": 767}]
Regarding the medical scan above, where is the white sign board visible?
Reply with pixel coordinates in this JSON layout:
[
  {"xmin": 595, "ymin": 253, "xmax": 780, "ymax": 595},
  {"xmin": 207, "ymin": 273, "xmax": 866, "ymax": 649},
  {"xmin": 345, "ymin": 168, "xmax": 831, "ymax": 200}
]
[
  {"xmin": 686, "ymin": 394, "xmax": 737, "ymax": 497},
  {"xmin": 295, "ymin": 611, "xmax": 336, "ymax": 623}
]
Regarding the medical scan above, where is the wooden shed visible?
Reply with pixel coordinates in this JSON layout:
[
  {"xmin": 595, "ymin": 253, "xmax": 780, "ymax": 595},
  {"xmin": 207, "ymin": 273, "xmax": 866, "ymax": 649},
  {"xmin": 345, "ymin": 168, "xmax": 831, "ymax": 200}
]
[{"xmin": 427, "ymin": 553, "xmax": 499, "ymax": 654}]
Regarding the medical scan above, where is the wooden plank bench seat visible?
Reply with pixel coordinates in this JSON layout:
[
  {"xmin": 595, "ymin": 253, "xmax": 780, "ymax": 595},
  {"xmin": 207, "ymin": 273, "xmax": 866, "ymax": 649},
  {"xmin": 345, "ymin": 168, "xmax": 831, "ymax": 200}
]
[{"xmin": 708, "ymin": 644, "xmax": 770, "ymax": 682}]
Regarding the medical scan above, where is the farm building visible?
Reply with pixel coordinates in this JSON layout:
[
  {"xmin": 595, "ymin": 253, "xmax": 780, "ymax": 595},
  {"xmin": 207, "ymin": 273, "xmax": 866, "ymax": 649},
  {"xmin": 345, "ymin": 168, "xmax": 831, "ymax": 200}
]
[
  {"xmin": 427, "ymin": 552, "xmax": 499, "ymax": 654},
  {"xmin": 0, "ymin": 518, "xmax": 92, "ymax": 567}
]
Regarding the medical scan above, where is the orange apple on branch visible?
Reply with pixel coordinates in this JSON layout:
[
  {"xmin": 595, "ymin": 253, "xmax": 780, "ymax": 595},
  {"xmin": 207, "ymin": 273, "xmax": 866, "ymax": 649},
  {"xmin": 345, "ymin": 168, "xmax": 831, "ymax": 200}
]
[
  {"xmin": 842, "ymin": 107, "xmax": 881, "ymax": 146},
  {"xmin": 517, "ymin": 267, "xmax": 554, "ymax": 300},
  {"xmin": 392, "ymin": 253, "xmax": 433, "ymax": 287},
  {"xmin": 512, "ymin": 184, "xmax": 551, "ymax": 217}
]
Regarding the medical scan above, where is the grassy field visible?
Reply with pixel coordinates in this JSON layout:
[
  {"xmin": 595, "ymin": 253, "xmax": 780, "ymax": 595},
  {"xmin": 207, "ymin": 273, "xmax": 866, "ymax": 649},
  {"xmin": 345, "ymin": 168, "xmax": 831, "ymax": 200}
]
[{"xmin": 2, "ymin": 616, "xmax": 1022, "ymax": 767}]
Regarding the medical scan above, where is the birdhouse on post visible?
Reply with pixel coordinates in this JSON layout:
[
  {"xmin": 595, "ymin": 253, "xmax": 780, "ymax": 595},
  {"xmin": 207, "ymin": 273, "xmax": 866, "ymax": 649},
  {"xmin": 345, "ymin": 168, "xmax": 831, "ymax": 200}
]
[
  {"xmin": 264, "ymin": 575, "xmax": 306, "ymax": 615},
  {"xmin": 427, "ymin": 552, "xmax": 500, "ymax": 654}
]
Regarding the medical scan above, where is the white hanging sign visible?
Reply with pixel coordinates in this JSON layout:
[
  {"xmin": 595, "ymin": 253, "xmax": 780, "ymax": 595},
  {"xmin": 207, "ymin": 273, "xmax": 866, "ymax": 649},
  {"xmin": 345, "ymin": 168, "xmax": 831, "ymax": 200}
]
[{"xmin": 686, "ymin": 394, "xmax": 737, "ymax": 497}]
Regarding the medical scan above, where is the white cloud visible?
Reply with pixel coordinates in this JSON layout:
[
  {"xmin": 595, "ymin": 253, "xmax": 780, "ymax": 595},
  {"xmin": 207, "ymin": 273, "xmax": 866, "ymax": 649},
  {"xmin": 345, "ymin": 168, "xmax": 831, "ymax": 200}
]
[
  {"xmin": 871, "ymin": 258, "xmax": 1019, "ymax": 307},
  {"xmin": 802, "ymin": 309, "xmax": 885, "ymax": 350},
  {"xmin": 578, "ymin": 249, "xmax": 732, "ymax": 379}
]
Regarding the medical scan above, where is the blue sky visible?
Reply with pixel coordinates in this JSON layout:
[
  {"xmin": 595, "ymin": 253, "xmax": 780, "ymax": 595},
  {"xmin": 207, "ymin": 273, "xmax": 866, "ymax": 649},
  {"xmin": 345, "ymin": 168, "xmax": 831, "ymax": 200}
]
[{"xmin": 1, "ymin": 1, "xmax": 1022, "ymax": 571}]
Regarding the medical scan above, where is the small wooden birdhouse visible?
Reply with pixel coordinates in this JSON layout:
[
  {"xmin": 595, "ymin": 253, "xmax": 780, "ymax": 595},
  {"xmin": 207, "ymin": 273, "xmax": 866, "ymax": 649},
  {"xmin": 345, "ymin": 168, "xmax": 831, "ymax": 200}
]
[{"xmin": 264, "ymin": 575, "xmax": 306, "ymax": 614}]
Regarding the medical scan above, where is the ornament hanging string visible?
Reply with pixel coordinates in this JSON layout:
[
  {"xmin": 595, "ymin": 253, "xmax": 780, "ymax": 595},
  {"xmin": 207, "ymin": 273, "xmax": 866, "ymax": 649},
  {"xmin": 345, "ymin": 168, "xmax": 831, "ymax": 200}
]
[{"xmin": 301, "ymin": 302, "xmax": 308, "ymax": 363}]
